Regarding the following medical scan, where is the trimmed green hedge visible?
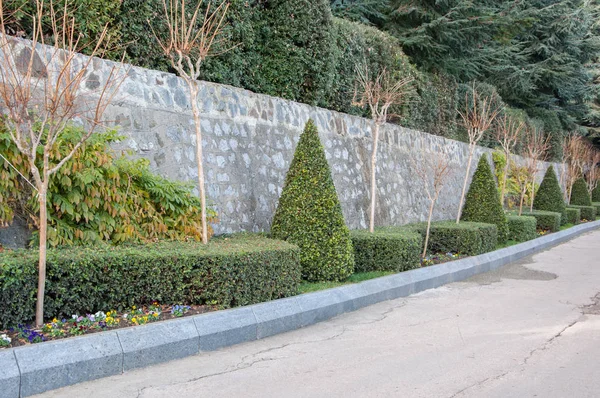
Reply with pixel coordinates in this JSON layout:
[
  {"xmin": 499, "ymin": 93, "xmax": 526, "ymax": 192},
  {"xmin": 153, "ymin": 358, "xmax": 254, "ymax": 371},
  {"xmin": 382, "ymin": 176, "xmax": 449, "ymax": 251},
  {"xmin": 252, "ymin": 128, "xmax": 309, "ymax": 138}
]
[
  {"xmin": 593, "ymin": 187, "xmax": 600, "ymax": 202},
  {"xmin": 565, "ymin": 207, "xmax": 581, "ymax": 225},
  {"xmin": 593, "ymin": 202, "xmax": 600, "ymax": 217},
  {"xmin": 0, "ymin": 235, "xmax": 301, "ymax": 328},
  {"xmin": 271, "ymin": 120, "xmax": 354, "ymax": 282},
  {"xmin": 507, "ymin": 216, "xmax": 537, "ymax": 242},
  {"xmin": 350, "ymin": 229, "xmax": 422, "ymax": 273},
  {"xmin": 461, "ymin": 155, "xmax": 509, "ymax": 242},
  {"xmin": 404, "ymin": 222, "xmax": 498, "ymax": 256},
  {"xmin": 567, "ymin": 205, "xmax": 596, "ymax": 222},
  {"xmin": 519, "ymin": 210, "xmax": 561, "ymax": 232}
]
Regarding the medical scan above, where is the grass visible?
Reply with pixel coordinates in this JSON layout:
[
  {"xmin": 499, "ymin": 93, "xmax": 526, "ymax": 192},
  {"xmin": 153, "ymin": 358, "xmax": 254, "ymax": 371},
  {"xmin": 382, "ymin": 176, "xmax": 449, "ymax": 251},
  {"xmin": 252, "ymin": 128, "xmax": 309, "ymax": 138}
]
[
  {"xmin": 496, "ymin": 240, "xmax": 519, "ymax": 249},
  {"xmin": 298, "ymin": 271, "xmax": 394, "ymax": 294},
  {"xmin": 559, "ymin": 223, "xmax": 575, "ymax": 231}
]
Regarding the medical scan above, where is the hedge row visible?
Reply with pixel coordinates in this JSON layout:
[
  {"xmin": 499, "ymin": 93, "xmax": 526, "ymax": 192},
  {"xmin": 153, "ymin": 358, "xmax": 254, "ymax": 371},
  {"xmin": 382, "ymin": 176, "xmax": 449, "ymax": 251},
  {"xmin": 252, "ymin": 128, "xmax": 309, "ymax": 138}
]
[
  {"xmin": 568, "ymin": 205, "xmax": 597, "ymax": 222},
  {"xmin": 593, "ymin": 202, "xmax": 600, "ymax": 216},
  {"xmin": 404, "ymin": 222, "xmax": 498, "ymax": 256},
  {"xmin": 507, "ymin": 216, "xmax": 537, "ymax": 242},
  {"xmin": 350, "ymin": 229, "xmax": 422, "ymax": 273},
  {"xmin": 565, "ymin": 208, "xmax": 581, "ymax": 225},
  {"xmin": 519, "ymin": 210, "xmax": 561, "ymax": 232},
  {"xmin": 0, "ymin": 235, "xmax": 301, "ymax": 328}
]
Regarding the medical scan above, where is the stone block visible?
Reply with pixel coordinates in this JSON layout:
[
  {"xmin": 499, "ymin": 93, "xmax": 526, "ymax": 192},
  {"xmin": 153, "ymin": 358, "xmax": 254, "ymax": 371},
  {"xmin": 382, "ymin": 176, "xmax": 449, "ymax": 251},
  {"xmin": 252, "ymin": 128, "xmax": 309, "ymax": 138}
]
[
  {"xmin": 295, "ymin": 289, "xmax": 347, "ymax": 327},
  {"xmin": 251, "ymin": 297, "xmax": 303, "ymax": 339},
  {"xmin": 117, "ymin": 318, "xmax": 199, "ymax": 371},
  {"xmin": 0, "ymin": 350, "xmax": 20, "ymax": 398},
  {"xmin": 15, "ymin": 332, "xmax": 122, "ymax": 397},
  {"xmin": 194, "ymin": 307, "xmax": 257, "ymax": 352}
]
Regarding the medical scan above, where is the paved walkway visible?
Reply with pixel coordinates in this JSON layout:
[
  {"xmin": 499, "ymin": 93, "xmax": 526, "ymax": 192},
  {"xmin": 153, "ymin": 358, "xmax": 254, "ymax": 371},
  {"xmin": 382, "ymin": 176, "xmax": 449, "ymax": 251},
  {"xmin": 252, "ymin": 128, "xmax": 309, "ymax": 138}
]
[{"xmin": 39, "ymin": 231, "xmax": 600, "ymax": 398}]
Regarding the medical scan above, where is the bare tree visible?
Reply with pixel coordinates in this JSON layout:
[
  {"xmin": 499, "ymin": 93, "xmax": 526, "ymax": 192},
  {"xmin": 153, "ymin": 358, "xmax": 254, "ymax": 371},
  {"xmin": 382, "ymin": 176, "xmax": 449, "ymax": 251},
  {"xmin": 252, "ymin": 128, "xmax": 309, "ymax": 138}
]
[
  {"xmin": 0, "ymin": 0, "xmax": 125, "ymax": 325},
  {"xmin": 456, "ymin": 84, "xmax": 501, "ymax": 223},
  {"xmin": 563, "ymin": 134, "xmax": 588, "ymax": 203},
  {"xmin": 354, "ymin": 65, "xmax": 413, "ymax": 232},
  {"xmin": 494, "ymin": 114, "xmax": 524, "ymax": 207},
  {"xmin": 585, "ymin": 149, "xmax": 600, "ymax": 196},
  {"xmin": 524, "ymin": 127, "xmax": 550, "ymax": 212},
  {"xmin": 152, "ymin": 0, "xmax": 230, "ymax": 244},
  {"xmin": 410, "ymin": 151, "xmax": 452, "ymax": 259},
  {"xmin": 510, "ymin": 161, "xmax": 536, "ymax": 216}
]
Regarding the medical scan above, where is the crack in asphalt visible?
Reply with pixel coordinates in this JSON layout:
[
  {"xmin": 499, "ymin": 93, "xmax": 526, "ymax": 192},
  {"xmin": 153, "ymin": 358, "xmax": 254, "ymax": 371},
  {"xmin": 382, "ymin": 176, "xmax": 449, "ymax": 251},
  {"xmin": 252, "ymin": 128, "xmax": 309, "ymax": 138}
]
[{"xmin": 448, "ymin": 291, "xmax": 600, "ymax": 397}]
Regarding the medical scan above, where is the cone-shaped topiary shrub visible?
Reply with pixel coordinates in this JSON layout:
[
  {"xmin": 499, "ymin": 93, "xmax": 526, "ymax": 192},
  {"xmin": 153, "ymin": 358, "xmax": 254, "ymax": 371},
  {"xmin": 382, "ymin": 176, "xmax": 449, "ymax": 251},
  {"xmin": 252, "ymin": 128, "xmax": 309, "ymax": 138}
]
[
  {"xmin": 592, "ymin": 185, "xmax": 600, "ymax": 202},
  {"xmin": 533, "ymin": 165, "xmax": 567, "ymax": 225},
  {"xmin": 461, "ymin": 155, "xmax": 509, "ymax": 242},
  {"xmin": 271, "ymin": 119, "xmax": 354, "ymax": 282},
  {"xmin": 570, "ymin": 178, "xmax": 592, "ymax": 206}
]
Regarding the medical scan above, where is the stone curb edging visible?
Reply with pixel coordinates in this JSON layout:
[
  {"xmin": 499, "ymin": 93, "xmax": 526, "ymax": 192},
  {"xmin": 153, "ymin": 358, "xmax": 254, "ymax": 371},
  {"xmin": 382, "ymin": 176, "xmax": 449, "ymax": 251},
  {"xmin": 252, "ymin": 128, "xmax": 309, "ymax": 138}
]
[{"xmin": 2, "ymin": 220, "xmax": 599, "ymax": 397}]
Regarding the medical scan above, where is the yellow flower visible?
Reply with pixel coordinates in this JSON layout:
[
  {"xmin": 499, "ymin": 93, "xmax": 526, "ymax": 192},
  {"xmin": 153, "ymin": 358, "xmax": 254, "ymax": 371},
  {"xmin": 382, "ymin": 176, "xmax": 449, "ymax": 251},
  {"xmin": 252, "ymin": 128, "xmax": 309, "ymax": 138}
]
[
  {"xmin": 132, "ymin": 306, "xmax": 137, "ymax": 310},
  {"xmin": 153, "ymin": 313, "xmax": 159, "ymax": 318},
  {"xmin": 132, "ymin": 318, "xmax": 138, "ymax": 324},
  {"xmin": 52, "ymin": 318, "xmax": 58, "ymax": 323}
]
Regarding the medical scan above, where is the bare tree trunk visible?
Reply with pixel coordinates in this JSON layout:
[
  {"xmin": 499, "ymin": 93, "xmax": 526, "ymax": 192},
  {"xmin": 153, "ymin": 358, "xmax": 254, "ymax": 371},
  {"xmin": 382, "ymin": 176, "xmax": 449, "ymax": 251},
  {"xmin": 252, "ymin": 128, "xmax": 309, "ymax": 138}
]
[
  {"xmin": 500, "ymin": 151, "xmax": 510, "ymax": 208},
  {"xmin": 529, "ymin": 180, "xmax": 536, "ymax": 212},
  {"xmin": 369, "ymin": 123, "xmax": 380, "ymax": 233},
  {"xmin": 189, "ymin": 80, "xmax": 208, "ymax": 244},
  {"xmin": 518, "ymin": 189, "xmax": 525, "ymax": 216},
  {"xmin": 35, "ymin": 186, "xmax": 48, "ymax": 326},
  {"xmin": 423, "ymin": 199, "xmax": 435, "ymax": 259},
  {"xmin": 456, "ymin": 146, "xmax": 474, "ymax": 223}
]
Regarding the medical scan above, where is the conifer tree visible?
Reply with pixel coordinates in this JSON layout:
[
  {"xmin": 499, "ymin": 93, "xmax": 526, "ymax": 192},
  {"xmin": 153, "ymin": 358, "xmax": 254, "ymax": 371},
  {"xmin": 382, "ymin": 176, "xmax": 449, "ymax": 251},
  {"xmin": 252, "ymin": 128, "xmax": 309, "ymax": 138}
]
[
  {"xmin": 570, "ymin": 178, "xmax": 592, "ymax": 206},
  {"xmin": 271, "ymin": 120, "xmax": 354, "ymax": 282},
  {"xmin": 533, "ymin": 166, "xmax": 567, "ymax": 225}
]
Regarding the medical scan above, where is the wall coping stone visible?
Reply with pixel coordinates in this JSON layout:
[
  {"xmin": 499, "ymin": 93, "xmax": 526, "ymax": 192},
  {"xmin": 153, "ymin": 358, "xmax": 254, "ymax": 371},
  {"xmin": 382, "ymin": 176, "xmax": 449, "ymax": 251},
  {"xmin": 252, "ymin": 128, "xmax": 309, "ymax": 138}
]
[{"xmin": 2, "ymin": 219, "xmax": 599, "ymax": 397}]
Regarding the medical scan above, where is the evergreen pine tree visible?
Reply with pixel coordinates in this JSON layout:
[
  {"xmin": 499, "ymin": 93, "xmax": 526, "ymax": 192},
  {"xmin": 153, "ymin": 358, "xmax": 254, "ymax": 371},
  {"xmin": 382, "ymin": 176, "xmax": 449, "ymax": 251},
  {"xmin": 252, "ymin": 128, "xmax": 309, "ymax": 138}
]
[
  {"xmin": 461, "ymin": 155, "xmax": 509, "ymax": 242},
  {"xmin": 271, "ymin": 120, "xmax": 354, "ymax": 282},
  {"xmin": 570, "ymin": 178, "xmax": 592, "ymax": 206},
  {"xmin": 533, "ymin": 166, "xmax": 567, "ymax": 225}
]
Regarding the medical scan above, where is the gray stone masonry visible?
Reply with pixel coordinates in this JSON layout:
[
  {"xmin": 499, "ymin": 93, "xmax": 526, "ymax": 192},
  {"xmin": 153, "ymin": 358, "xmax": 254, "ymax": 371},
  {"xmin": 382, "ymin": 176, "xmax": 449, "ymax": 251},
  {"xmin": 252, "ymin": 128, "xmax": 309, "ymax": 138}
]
[{"xmin": 1, "ymin": 38, "xmax": 563, "ymax": 235}]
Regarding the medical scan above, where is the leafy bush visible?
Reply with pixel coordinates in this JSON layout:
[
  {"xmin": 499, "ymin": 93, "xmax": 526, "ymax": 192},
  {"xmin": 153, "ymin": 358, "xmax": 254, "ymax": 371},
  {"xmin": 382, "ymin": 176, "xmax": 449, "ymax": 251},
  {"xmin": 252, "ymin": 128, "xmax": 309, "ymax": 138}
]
[
  {"xmin": 565, "ymin": 207, "xmax": 581, "ymax": 225},
  {"xmin": 0, "ymin": 235, "xmax": 301, "ymax": 328},
  {"xmin": 404, "ymin": 222, "xmax": 498, "ymax": 256},
  {"xmin": 533, "ymin": 166, "xmax": 567, "ymax": 224},
  {"xmin": 570, "ymin": 178, "xmax": 592, "ymax": 206},
  {"xmin": 593, "ymin": 202, "xmax": 600, "ymax": 217},
  {"xmin": 519, "ymin": 210, "xmax": 561, "ymax": 232},
  {"xmin": 593, "ymin": 187, "xmax": 600, "ymax": 202},
  {"xmin": 506, "ymin": 216, "xmax": 537, "ymax": 242},
  {"xmin": 350, "ymin": 229, "xmax": 422, "ymax": 273},
  {"xmin": 271, "ymin": 120, "xmax": 354, "ymax": 281},
  {"xmin": 567, "ymin": 205, "xmax": 596, "ymax": 222},
  {"xmin": 0, "ymin": 126, "xmax": 215, "ymax": 247},
  {"xmin": 461, "ymin": 155, "xmax": 509, "ymax": 242}
]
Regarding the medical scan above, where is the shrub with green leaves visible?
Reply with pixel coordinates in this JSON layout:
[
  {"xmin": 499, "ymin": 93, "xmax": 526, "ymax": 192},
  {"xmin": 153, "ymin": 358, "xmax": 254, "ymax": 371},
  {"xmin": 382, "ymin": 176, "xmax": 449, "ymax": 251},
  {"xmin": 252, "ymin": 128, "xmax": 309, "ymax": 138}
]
[
  {"xmin": 565, "ymin": 208, "xmax": 581, "ymax": 225},
  {"xmin": 593, "ymin": 187, "xmax": 600, "ymax": 202},
  {"xmin": 351, "ymin": 229, "xmax": 421, "ymax": 273},
  {"xmin": 0, "ymin": 126, "xmax": 215, "ymax": 247},
  {"xmin": 403, "ymin": 222, "xmax": 498, "ymax": 256},
  {"xmin": 533, "ymin": 166, "xmax": 567, "ymax": 224},
  {"xmin": 0, "ymin": 235, "xmax": 301, "ymax": 328},
  {"xmin": 519, "ymin": 210, "xmax": 561, "ymax": 232},
  {"xmin": 506, "ymin": 216, "xmax": 537, "ymax": 242},
  {"xmin": 593, "ymin": 202, "xmax": 600, "ymax": 217},
  {"xmin": 570, "ymin": 178, "xmax": 592, "ymax": 206},
  {"xmin": 567, "ymin": 205, "xmax": 596, "ymax": 222},
  {"xmin": 461, "ymin": 155, "xmax": 509, "ymax": 242},
  {"xmin": 271, "ymin": 120, "xmax": 354, "ymax": 281}
]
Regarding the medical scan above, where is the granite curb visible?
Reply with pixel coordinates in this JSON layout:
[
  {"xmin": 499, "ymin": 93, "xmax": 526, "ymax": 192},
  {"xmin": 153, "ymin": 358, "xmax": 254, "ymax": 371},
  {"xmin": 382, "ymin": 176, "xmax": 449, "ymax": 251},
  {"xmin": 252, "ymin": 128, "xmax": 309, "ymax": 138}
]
[{"xmin": 2, "ymin": 220, "xmax": 599, "ymax": 397}]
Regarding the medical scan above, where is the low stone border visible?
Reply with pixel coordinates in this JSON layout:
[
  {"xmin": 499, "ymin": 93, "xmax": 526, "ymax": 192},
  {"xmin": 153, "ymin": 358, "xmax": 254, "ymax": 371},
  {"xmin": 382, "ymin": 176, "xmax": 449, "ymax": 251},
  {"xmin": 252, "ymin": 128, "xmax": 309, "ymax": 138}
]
[{"xmin": 2, "ymin": 220, "xmax": 599, "ymax": 397}]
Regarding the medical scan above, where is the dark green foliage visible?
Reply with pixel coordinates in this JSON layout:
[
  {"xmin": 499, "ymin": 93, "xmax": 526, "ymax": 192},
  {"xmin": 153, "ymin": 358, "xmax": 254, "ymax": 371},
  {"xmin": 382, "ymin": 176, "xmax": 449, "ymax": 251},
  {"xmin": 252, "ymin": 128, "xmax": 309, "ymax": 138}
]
[
  {"xmin": 533, "ymin": 166, "xmax": 567, "ymax": 224},
  {"xmin": 461, "ymin": 155, "xmax": 509, "ymax": 242},
  {"xmin": 0, "ymin": 235, "xmax": 301, "ymax": 328},
  {"xmin": 271, "ymin": 120, "xmax": 354, "ymax": 282},
  {"xmin": 593, "ymin": 187, "xmax": 600, "ymax": 202},
  {"xmin": 567, "ymin": 205, "xmax": 597, "ymax": 222},
  {"xmin": 350, "ymin": 229, "xmax": 422, "ymax": 273},
  {"xmin": 519, "ymin": 210, "xmax": 561, "ymax": 232},
  {"xmin": 593, "ymin": 203, "xmax": 600, "ymax": 217},
  {"xmin": 570, "ymin": 178, "xmax": 592, "ymax": 206},
  {"xmin": 565, "ymin": 208, "xmax": 581, "ymax": 225},
  {"xmin": 403, "ymin": 222, "xmax": 498, "ymax": 256},
  {"xmin": 506, "ymin": 216, "xmax": 537, "ymax": 242},
  {"xmin": 330, "ymin": 0, "xmax": 390, "ymax": 26}
]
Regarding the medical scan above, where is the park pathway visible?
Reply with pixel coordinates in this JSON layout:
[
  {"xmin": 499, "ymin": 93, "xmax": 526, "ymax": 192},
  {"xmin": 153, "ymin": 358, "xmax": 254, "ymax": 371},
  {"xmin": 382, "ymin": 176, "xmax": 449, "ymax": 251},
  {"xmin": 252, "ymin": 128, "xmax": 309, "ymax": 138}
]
[{"xmin": 39, "ymin": 230, "xmax": 600, "ymax": 398}]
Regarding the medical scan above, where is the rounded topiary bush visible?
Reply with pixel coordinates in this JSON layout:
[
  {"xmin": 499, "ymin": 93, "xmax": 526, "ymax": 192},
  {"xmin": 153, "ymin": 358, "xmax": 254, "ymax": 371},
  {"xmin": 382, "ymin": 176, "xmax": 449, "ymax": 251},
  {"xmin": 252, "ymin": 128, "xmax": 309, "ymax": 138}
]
[
  {"xmin": 271, "ymin": 119, "xmax": 354, "ymax": 282},
  {"xmin": 570, "ymin": 178, "xmax": 592, "ymax": 206},
  {"xmin": 461, "ymin": 155, "xmax": 509, "ymax": 242},
  {"xmin": 533, "ymin": 165, "xmax": 567, "ymax": 224}
]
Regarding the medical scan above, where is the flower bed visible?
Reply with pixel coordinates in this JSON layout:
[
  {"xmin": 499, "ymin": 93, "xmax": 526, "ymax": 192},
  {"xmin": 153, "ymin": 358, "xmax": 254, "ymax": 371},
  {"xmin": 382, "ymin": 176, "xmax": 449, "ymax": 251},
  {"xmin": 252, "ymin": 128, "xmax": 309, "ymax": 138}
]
[{"xmin": 0, "ymin": 302, "xmax": 214, "ymax": 349}]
